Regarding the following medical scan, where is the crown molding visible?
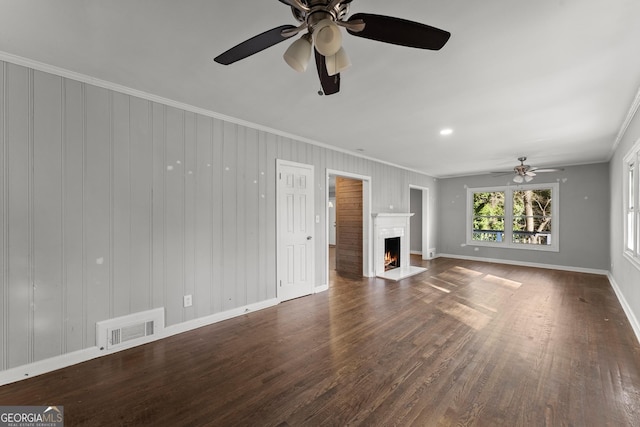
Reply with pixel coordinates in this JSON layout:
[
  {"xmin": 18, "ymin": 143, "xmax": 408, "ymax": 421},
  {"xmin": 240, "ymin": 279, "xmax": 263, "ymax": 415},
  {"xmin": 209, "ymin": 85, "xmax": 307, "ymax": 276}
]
[
  {"xmin": 611, "ymin": 84, "xmax": 640, "ymax": 156},
  {"xmin": 0, "ymin": 50, "xmax": 436, "ymax": 179}
]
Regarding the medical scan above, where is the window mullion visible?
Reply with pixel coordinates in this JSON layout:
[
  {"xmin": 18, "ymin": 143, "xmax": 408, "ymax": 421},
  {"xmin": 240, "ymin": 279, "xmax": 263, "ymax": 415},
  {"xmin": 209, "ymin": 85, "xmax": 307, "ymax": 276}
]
[{"xmin": 505, "ymin": 189, "xmax": 514, "ymax": 246}]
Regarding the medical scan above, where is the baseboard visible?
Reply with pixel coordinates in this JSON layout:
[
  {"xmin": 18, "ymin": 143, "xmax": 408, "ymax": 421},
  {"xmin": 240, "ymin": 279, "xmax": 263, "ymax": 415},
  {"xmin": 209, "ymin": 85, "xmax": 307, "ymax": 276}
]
[
  {"xmin": 437, "ymin": 253, "xmax": 609, "ymax": 276},
  {"xmin": 0, "ymin": 298, "xmax": 279, "ymax": 387},
  {"xmin": 410, "ymin": 250, "xmax": 422, "ymax": 255},
  {"xmin": 607, "ymin": 273, "xmax": 640, "ymax": 345},
  {"xmin": 161, "ymin": 299, "xmax": 278, "ymax": 338},
  {"xmin": 0, "ymin": 347, "xmax": 104, "ymax": 387},
  {"xmin": 314, "ymin": 284, "xmax": 329, "ymax": 293}
]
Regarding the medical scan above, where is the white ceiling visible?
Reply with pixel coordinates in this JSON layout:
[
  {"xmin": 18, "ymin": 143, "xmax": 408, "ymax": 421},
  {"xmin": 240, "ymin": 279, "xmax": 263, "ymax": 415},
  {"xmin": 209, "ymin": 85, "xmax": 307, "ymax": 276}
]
[{"xmin": 1, "ymin": 0, "xmax": 639, "ymax": 177}]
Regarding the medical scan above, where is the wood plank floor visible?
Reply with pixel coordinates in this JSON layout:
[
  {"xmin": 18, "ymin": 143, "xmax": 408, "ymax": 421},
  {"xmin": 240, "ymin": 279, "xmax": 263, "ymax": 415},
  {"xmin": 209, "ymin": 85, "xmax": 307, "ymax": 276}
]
[{"xmin": 1, "ymin": 257, "xmax": 640, "ymax": 426}]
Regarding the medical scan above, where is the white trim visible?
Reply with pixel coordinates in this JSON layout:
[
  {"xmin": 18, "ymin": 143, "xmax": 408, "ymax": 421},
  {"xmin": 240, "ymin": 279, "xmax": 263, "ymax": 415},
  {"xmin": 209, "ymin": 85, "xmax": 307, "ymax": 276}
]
[
  {"xmin": 623, "ymin": 252, "xmax": 640, "ymax": 272},
  {"xmin": 0, "ymin": 298, "xmax": 278, "ymax": 386},
  {"xmin": 409, "ymin": 184, "xmax": 430, "ymax": 261},
  {"xmin": 0, "ymin": 347, "xmax": 103, "ymax": 387},
  {"xmin": 410, "ymin": 250, "xmax": 423, "ymax": 255},
  {"xmin": 607, "ymin": 273, "xmax": 640, "ymax": 345},
  {"xmin": 437, "ymin": 253, "xmax": 608, "ymax": 276},
  {"xmin": 314, "ymin": 284, "xmax": 329, "ymax": 293},
  {"xmin": 623, "ymin": 138, "xmax": 640, "ymax": 270},
  {"xmin": 326, "ymin": 169, "xmax": 374, "ymax": 280},
  {"xmin": 162, "ymin": 298, "xmax": 277, "ymax": 336},
  {"xmin": 0, "ymin": 50, "xmax": 437, "ymax": 178},
  {"xmin": 611, "ymin": 84, "xmax": 640, "ymax": 155}
]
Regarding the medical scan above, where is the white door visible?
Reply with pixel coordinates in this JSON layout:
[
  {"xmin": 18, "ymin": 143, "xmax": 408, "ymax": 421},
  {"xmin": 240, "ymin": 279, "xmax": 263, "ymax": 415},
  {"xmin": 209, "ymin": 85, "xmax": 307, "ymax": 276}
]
[{"xmin": 277, "ymin": 160, "xmax": 315, "ymax": 301}]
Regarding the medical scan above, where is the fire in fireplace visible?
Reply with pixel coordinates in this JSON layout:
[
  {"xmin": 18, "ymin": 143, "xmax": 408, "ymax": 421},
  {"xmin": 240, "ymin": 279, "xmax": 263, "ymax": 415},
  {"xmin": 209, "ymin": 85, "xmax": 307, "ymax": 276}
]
[{"xmin": 384, "ymin": 237, "xmax": 401, "ymax": 271}]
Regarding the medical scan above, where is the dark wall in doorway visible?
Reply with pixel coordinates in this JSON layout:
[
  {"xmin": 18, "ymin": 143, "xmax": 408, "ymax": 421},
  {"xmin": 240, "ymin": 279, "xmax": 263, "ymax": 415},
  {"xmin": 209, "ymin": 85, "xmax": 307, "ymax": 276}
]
[
  {"xmin": 336, "ymin": 177, "xmax": 363, "ymax": 277},
  {"xmin": 410, "ymin": 188, "xmax": 423, "ymax": 253}
]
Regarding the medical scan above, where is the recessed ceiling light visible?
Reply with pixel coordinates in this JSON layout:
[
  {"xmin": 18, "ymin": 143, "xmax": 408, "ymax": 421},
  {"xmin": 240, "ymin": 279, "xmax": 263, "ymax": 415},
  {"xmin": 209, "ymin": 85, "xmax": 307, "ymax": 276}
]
[
  {"xmin": 440, "ymin": 128, "xmax": 453, "ymax": 136},
  {"xmin": 356, "ymin": 148, "xmax": 365, "ymax": 152}
]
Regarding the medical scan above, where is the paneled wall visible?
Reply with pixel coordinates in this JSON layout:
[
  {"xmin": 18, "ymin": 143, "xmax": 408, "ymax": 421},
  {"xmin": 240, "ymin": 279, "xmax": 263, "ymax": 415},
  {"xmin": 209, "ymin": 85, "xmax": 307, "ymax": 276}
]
[
  {"xmin": 0, "ymin": 60, "xmax": 438, "ymax": 372},
  {"xmin": 335, "ymin": 177, "xmax": 363, "ymax": 277}
]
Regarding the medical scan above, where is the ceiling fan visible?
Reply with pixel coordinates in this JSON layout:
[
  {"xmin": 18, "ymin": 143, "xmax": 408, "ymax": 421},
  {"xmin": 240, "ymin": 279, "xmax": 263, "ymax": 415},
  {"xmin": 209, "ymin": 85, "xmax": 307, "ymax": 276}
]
[
  {"xmin": 214, "ymin": 0, "xmax": 451, "ymax": 95},
  {"xmin": 492, "ymin": 157, "xmax": 564, "ymax": 183}
]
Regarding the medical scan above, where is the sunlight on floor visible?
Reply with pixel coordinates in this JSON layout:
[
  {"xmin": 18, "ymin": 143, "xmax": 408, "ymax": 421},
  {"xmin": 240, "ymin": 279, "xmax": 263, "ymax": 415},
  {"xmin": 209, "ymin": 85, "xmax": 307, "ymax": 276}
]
[
  {"xmin": 483, "ymin": 274, "xmax": 522, "ymax": 289},
  {"xmin": 425, "ymin": 282, "xmax": 451, "ymax": 293},
  {"xmin": 437, "ymin": 300, "xmax": 492, "ymax": 331}
]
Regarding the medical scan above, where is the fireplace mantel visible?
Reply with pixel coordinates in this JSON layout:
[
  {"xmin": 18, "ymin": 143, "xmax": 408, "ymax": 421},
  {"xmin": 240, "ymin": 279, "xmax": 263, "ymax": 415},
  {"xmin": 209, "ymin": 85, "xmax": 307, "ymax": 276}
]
[{"xmin": 372, "ymin": 213, "xmax": 426, "ymax": 281}]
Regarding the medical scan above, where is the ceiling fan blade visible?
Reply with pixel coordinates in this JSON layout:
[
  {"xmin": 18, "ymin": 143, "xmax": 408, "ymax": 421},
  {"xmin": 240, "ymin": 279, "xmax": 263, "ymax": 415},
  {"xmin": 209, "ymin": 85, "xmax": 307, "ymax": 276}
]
[
  {"xmin": 346, "ymin": 13, "xmax": 450, "ymax": 50},
  {"xmin": 530, "ymin": 168, "xmax": 564, "ymax": 173},
  {"xmin": 315, "ymin": 49, "xmax": 340, "ymax": 95},
  {"xmin": 214, "ymin": 25, "xmax": 297, "ymax": 65}
]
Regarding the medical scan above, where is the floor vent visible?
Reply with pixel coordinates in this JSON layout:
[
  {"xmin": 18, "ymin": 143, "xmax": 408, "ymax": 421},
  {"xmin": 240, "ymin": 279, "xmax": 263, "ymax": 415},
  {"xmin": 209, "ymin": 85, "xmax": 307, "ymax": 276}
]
[{"xmin": 96, "ymin": 308, "xmax": 164, "ymax": 351}]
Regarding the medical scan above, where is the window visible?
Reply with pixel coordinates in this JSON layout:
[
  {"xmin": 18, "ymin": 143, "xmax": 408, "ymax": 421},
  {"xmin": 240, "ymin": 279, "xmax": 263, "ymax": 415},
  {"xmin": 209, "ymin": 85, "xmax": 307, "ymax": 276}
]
[
  {"xmin": 624, "ymin": 139, "xmax": 640, "ymax": 267},
  {"xmin": 471, "ymin": 191, "xmax": 505, "ymax": 242},
  {"xmin": 512, "ymin": 188, "xmax": 553, "ymax": 246},
  {"xmin": 467, "ymin": 183, "xmax": 559, "ymax": 252},
  {"xmin": 627, "ymin": 161, "xmax": 635, "ymax": 252}
]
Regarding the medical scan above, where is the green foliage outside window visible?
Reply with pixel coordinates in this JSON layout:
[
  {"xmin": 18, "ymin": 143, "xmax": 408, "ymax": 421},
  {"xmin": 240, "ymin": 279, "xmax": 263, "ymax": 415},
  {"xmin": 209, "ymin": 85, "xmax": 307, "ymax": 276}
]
[
  {"xmin": 472, "ymin": 191, "xmax": 505, "ymax": 241},
  {"xmin": 512, "ymin": 189, "xmax": 552, "ymax": 245}
]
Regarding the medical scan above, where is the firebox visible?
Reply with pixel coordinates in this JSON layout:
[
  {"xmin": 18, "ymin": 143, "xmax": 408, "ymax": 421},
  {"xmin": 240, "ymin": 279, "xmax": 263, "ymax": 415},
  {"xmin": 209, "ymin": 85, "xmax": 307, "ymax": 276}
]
[{"xmin": 384, "ymin": 237, "xmax": 401, "ymax": 271}]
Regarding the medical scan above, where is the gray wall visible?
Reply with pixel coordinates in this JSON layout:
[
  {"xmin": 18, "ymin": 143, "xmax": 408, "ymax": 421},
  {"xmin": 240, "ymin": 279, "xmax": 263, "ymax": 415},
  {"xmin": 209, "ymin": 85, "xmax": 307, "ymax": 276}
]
[
  {"xmin": 437, "ymin": 163, "xmax": 610, "ymax": 271},
  {"xmin": 610, "ymin": 99, "xmax": 640, "ymax": 336},
  {"xmin": 0, "ymin": 61, "xmax": 438, "ymax": 372}
]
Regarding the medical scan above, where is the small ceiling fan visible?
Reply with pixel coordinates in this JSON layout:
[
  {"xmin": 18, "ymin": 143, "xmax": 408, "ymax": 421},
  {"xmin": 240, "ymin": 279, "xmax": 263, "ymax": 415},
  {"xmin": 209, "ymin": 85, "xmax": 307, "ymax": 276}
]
[
  {"xmin": 214, "ymin": 0, "xmax": 451, "ymax": 95},
  {"xmin": 492, "ymin": 157, "xmax": 564, "ymax": 183}
]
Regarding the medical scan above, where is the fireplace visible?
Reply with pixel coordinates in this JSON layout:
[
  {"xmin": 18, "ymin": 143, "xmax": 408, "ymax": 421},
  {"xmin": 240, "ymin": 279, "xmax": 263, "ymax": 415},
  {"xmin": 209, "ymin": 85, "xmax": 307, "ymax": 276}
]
[
  {"xmin": 372, "ymin": 213, "xmax": 426, "ymax": 281},
  {"xmin": 384, "ymin": 237, "xmax": 401, "ymax": 271}
]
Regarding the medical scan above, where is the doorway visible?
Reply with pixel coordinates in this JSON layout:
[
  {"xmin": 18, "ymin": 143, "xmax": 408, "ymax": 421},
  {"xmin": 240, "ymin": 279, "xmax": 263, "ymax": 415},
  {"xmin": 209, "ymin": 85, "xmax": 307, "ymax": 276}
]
[
  {"xmin": 326, "ymin": 170, "xmax": 373, "ymax": 286},
  {"xmin": 409, "ymin": 185, "xmax": 431, "ymax": 260},
  {"xmin": 276, "ymin": 159, "xmax": 315, "ymax": 301}
]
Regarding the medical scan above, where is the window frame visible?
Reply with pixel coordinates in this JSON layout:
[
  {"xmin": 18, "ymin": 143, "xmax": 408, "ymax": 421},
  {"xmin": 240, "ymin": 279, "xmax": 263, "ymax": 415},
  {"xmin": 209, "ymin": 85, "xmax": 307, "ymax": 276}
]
[
  {"xmin": 466, "ymin": 183, "xmax": 559, "ymax": 252},
  {"xmin": 623, "ymin": 138, "xmax": 640, "ymax": 270}
]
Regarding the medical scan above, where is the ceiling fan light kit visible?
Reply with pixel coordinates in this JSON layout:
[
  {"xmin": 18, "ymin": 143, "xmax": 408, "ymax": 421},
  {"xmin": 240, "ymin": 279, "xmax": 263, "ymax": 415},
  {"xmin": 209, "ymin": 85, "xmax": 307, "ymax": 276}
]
[
  {"xmin": 325, "ymin": 46, "xmax": 351, "ymax": 76},
  {"xmin": 214, "ymin": 0, "xmax": 451, "ymax": 95},
  {"xmin": 513, "ymin": 175, "xmax": 533, "ymax": 184},
  {"xmin": 283, "ymin": 34, "xmax": 313, "ymax": 72},
  {"xmin": 313, "ymin": 19, "xmax": 343, "ymax": 56}
]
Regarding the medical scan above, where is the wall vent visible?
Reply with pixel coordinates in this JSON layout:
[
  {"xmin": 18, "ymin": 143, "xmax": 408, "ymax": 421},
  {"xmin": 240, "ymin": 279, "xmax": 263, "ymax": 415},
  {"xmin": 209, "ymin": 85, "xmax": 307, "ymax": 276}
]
[{"xmin": 96, "ymin": 308, "xmax": 164, "ymax": 351}]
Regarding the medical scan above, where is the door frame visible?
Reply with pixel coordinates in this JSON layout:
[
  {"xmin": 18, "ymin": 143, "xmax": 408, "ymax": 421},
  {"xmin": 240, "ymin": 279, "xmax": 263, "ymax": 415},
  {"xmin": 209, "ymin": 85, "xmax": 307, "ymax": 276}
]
[
  {"xmin": 276, "ymin": 159, "xmax": 315, "ymax": 301},
  {"xmin": 409, "ymin": 184, "xmax": 430, "ymax": 260},
  {"xmin": 326, "ymin": 169, "xmax": 373, "ymax": 282}
]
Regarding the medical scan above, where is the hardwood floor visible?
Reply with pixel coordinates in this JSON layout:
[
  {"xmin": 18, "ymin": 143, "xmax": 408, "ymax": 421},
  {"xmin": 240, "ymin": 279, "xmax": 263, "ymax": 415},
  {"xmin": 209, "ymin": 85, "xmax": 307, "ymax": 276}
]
[{"xmin": 1, "ymin": 257, "xmax": 639, "ymax": 426}]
